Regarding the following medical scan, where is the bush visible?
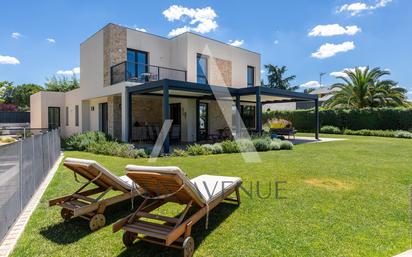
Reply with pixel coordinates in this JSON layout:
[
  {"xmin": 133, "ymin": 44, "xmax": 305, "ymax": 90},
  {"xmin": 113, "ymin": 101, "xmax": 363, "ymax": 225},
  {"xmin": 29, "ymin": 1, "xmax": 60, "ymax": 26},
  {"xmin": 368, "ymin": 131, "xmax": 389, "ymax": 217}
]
[
  {"xmin": 0, "ymin": 136, "xmax": 16, "ymax": 143},
  {"xmin": 270, "ymin": 139, "xmax": 281, "ymax": 150},
  {"xmin": 64, "ymin": 131, "xmax": 111, "ymax": 150},
  {"xmin": 264, "ymin": 108, "xmax": 412, "ymax": 132},
  {"xmin": 86, "ymin": 141, "xmax": 146, "ymax": 158},
  {"xmin": 237, "ymin": 139, "xmax": 255, "ymax": 152},
  {"xmin": 186, "ymin": 144, "xmax": 211, "ymax": 156},
  {"xmin": 202, "ymin": 143, "xmax": 223, "ymax": 154},
  {"xmin": 394, "ymin": 130, "xmax": 412, "ymax": 139},
  {"xmin": 221, "ymin": 140, "xmax": 240, "ymax": 153},
  {"xmin": 320, "ymin": 125, "xmax": 342, "ymax": 134},
  {"xmin": 343, "ymin": 129, "xmax": 395, "ymax": 137},
  {"xmin": 252, "ymin": 137, "xmax": 272, "ymax": 152},
  {"xmin": 172, "ymin": 148, "xmax": 188, "ymax": 157},
  {"xmin": 280, "ymin": 140, "xmax": 294, "ymax": 150}
]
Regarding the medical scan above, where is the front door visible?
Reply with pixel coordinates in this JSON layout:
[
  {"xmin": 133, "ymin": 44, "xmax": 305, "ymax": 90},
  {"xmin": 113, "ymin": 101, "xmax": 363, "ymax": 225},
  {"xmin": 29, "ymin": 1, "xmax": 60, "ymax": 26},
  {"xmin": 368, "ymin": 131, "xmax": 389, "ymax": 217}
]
[
  {"xmin": 197, "ymin": 102, "xmax": 208, "ymax": 141},
  {"xmin": 100, "ymin": 103, "xmax": 108, "ymax": 134},
  {"xmin": 48, "ymin": 107, "xmax": 60, "ymax": 129}
]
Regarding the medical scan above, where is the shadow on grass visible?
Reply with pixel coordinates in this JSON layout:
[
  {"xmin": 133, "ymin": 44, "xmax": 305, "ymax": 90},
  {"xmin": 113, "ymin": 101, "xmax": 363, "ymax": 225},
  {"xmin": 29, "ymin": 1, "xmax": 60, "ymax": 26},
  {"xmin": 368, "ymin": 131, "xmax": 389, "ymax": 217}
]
[
  {"xmin": 40, "ymin": 199, "xmax": 141, "ymax": 244},
  {"xmin": 117, "ymin": 202, "xmax": 239, "ymax": 257}
]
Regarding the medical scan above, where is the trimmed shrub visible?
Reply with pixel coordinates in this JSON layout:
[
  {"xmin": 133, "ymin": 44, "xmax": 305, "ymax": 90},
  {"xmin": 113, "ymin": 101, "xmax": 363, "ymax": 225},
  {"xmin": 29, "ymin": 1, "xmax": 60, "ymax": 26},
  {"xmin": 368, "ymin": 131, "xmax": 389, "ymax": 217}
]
[
  {"xmin": 320, "ymin": 125, "xmax": 342, "ymax": 134},
  {"xmin": 264, "ymin": 108, "xmax": 412, "ymax": 132},
  {"xmin": 172, "ymin": 148, "xmax": 188, "ymax": 157},
  {"xmin": 221, "ymin": 140, "xmax": 240, "ymax": 153},
  {"xmin": 279, "ymin": 140, "xmax": 294, "ymax": 150},
  {"xmin": 270, "ymin": 140, "xmax": 281, "ymax": 150},
  {"xmin": 343, "ymin": 129, "xmax": 395, "ymax": 137},
  {"xmin": 394, "ymin": 130, "xmax": 412, "ymax": 139},
  {"xmin": 252, "ymin": 138, "xmax": 271, "ymax": 152},
  {"xmin": 186, "ymin": 144, "xmax": 211, "ymax": 156},
  {"xmin": 237, "ymin": 139, "xmax": 255, "ymax": 152}
]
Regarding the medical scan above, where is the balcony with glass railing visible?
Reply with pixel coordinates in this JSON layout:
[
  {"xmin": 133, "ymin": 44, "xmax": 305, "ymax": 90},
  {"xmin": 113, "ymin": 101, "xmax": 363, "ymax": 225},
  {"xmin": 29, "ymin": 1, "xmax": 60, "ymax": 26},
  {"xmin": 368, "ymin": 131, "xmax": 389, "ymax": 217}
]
[{"xmin": 110, "ymin": 61, "xmax": 187, "ymax": 85}]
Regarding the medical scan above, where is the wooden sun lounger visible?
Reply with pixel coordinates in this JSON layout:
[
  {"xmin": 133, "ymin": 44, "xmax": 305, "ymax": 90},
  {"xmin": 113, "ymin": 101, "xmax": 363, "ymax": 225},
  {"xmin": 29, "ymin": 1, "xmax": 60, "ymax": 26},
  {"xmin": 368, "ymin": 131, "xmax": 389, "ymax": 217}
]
[
  {"xmin": 49, "ymin": 158, "xmax": 141, "ymax": 231},
  {"xmin": 113, "ymin": 165, "xmax": 242, "ymax": 257}
]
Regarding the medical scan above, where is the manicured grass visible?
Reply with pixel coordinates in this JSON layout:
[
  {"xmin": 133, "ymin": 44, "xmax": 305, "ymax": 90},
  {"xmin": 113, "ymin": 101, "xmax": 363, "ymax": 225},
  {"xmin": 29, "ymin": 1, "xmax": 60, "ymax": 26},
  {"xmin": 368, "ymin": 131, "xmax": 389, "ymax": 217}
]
[{"xmin": 10, "ymin": 135, "xmax": 412, "ymax": 256}]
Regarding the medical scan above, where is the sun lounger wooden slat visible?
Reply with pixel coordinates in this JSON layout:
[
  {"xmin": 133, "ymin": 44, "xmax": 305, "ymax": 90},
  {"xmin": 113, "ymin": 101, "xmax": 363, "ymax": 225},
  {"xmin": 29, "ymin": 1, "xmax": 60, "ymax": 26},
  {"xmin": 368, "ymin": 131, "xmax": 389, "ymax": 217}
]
[
  {"xmin": 49, "ymin": 158, "xmax": 140, "ymax": 231},
  {"xmin": 113, "ymin": 165, "xmax": 242, "ymax": 257}
]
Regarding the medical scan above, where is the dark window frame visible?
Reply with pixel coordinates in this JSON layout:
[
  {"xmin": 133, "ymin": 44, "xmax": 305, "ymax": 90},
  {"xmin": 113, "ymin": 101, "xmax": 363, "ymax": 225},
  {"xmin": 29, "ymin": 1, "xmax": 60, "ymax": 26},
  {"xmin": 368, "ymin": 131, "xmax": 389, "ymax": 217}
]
[
  {"xmin": 75, "ymin": 105, "xmax": 79, "ymax": 127},
  {"xmin": 247, "ymin": 66, "xmax": 255, "ymax": 87},
  {"xmin": 197, "ymin": 53, "xmax": 208, "ymax": 84},
  {"xmin": 48, "ymin": 107, "xmax": 60, "ymax": 130},
  {"xmin": 127, "ymin": 48, "xmax": 149, "ymax": 80},
  {"xmin": 241, "ymin": 105, "xmax": 256, "ymax": 129},
  {"xmin": 65, "ymin": 106, "xmax": 69, "ymax": 126}
]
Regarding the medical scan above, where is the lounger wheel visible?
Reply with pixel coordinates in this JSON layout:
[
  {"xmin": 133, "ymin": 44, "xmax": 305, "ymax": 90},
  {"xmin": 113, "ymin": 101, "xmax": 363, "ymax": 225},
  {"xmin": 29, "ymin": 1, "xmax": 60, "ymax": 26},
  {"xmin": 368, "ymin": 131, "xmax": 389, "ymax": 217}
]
[
  {"xmin": 182, "ymin": 236, "xmax": 194, "ymax": 257},
  {"xmin": 89, "ymin": 214, "xmax": 106, "ymax": 231},
  {"xmin": 60, "ymin": 208, "xmax": 73, "ymax": 221},
  {"xmin": 122, "ymin": 231, "xmax": 137, "ymax": 247}
]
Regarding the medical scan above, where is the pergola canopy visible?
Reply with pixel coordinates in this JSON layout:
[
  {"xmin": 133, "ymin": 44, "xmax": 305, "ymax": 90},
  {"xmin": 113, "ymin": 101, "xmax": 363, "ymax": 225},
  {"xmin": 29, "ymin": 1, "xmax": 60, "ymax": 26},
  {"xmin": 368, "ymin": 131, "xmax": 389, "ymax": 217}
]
[{"xmin": 126, "ymin": 79, "xmax": 319, "ymax": 153}]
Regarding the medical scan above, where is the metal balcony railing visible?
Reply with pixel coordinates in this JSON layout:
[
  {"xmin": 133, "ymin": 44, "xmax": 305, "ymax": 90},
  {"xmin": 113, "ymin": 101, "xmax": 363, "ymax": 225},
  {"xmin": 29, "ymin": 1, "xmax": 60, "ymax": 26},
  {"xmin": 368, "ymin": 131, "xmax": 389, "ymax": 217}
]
[{"xmin": 110, "ymin": 61, "xmax": 187, "ymax": 85}]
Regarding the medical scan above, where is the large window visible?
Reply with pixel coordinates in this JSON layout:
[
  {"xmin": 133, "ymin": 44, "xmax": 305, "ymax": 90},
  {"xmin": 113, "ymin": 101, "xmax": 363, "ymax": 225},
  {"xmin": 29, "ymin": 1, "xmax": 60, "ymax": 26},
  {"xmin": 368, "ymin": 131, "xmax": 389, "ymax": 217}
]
[
  {"xmin": 48, "ymin": 107, "xmax": 60, "ymax": 129},
  {"xmin": 241, "ymin": 105, "xmax": 255, "ymax": 129},
  {"xmin": 197, "ymin": 54, "xmax": 208, "ymax": 84},
  {"xmin": 75, "ymin": 105, "xmax": 79, "ymax": 127},
  {"xmin": 127, "ymin": 49, "xmax": 148, "ymax": 80},
  {"xmin": 247, "ymin": 66, "xmax": 255, "ymax": 87}
]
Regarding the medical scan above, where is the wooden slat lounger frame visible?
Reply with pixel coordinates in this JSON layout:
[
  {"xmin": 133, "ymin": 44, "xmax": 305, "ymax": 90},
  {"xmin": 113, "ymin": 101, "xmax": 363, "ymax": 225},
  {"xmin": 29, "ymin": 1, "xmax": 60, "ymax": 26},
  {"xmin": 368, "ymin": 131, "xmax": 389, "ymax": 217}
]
[
  {"xmin": 113, "ymin": 168, "xmax": 242, "ymax": 257},
  {"xmin": 49, "ymin": 159, "xmax": 140, "ymax": 231}
]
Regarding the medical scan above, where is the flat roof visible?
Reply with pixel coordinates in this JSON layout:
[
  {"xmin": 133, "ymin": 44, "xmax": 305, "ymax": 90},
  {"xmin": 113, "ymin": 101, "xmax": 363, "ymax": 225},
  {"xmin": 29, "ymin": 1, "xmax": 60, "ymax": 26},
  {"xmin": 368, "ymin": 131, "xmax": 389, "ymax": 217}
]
[{"xmin": 127, "ymin": 79, "xmax": 317, "ymax": 103}]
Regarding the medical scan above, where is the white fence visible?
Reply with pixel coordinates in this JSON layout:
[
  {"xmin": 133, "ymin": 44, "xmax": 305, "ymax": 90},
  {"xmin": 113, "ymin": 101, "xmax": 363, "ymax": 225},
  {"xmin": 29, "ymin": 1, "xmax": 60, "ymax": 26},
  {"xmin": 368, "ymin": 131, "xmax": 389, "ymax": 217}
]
[{"xmin": 0, "ymin": 129, "xmax": 61, "ymax": 242}]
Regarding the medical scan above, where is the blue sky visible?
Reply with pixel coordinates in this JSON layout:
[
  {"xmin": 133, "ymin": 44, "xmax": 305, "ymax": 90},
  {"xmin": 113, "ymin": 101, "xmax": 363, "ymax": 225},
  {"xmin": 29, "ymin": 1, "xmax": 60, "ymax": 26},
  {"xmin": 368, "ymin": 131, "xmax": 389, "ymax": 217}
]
[{"xmin": 0, "ymin": 0, "xmax": 411, "ymax": 97}]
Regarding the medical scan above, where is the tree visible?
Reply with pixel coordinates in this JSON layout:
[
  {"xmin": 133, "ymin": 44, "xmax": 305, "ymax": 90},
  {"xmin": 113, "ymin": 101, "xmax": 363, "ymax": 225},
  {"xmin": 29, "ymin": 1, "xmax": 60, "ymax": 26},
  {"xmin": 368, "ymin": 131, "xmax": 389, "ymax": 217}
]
[
  {"xmin": 9, "ymin": 84, "xmax": 43, "ymax": 110},
  {"xmin": 304, "ymin": 88, "xmax": 316, "ymax": 94},
  {"xmin": 0, "ymin": 81, "xmax": 14, "ymax": 103},
  {"xmin": 44, "ymin": 75, "xmax": 79, "ymax": 92},
  {"xmin": 326, "ymin": 67, "xmax": 409, "ymax": 108},
  {"xmin": 263, "ymin": 64, "xmax": 298, "ymax": 91}
]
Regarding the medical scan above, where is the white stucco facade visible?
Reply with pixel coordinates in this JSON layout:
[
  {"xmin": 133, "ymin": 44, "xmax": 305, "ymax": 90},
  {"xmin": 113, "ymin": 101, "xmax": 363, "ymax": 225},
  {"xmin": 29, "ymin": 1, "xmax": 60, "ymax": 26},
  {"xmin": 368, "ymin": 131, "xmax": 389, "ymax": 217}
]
[{"xmin": 30, "ymin": 23, "xmax": 261, "ymax": 142}]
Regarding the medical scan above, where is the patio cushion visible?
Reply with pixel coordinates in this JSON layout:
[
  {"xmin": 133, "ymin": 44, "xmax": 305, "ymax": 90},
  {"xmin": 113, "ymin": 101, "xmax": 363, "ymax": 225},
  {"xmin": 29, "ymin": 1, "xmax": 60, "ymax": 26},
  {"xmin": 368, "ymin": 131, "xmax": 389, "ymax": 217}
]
[
  {"xmin": 64, "ymin": 158, "xmax": 132, "ymax": 192},
  {"xmin": 190, "ymin": 175, "xmax": 242, "ymax": 203},
  {"xmin": 125, "ymin": 165, "xmax": 242, "ymax": 205}
]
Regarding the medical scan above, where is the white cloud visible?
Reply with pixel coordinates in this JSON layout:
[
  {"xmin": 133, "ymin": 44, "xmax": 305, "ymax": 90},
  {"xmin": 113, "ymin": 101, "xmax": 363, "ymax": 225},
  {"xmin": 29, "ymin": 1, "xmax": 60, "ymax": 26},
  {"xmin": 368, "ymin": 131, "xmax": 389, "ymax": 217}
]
[
  {"xmin": 163, "ymin": 5, "xmax": 218, "ymax": 37},
  {"xmin": 274, "ymin": 40, "xmax": 279, "ymax": 44},
  {"xmin": 46, "ymin": 38, "xmax": 56, "ymax": 43},
  {"xmin": 11, "ymin": 32, "xmax": 22, "ymax": 39},
  {"xmin": 300, "ymin": 81, "xmax": 321, "ymax": 88},
  {"xmin": 168, "ymin": 26, "xmax": 191, "ymax": 37},
  {"xmin": 330, "ymin": 66, "xmax": 367, "ymax": 77},
  {"xmin": 228, "ymin": 39, "xmax": 244, "ymax": 47},
  {"xmin": 311, "ymin": 41, "xmax": 355, "ymax": 59},
  {"xmin": 308, "ymin": 24, "xmax": 361, "ymax": 37},
  {"xmin": 0, "ymin": 55, "xmax": 20, "ymax": 65},
  {"xmin": 135, "ymin": 27, "xmax": 147, "ymax": 32},
  {"xmin": 338, "ymin": 0, "xmax": 392, "ymax": 16},
  {"xmin": 56, "ymin": 67, "xmax": 80, "ymax": 76},
  {"xmin": 260, "ymin": 69, "xmax": 265, "ymax": 74}
]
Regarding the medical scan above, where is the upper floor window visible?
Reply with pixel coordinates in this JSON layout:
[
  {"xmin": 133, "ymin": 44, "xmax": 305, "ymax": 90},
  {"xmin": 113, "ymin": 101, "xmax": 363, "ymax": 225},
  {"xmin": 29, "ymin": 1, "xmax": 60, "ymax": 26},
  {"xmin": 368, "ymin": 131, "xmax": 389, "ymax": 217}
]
[
  {"xmin": 247, "ymin": 66, "xmax": 255, "ymax": 87},
  {"xmin": 197, "ymin": 54, "xmax": 208, "ymax": 84},
  {"xmin": 127, "ymin": 49, "xmax": 148, "ymax": 81}
]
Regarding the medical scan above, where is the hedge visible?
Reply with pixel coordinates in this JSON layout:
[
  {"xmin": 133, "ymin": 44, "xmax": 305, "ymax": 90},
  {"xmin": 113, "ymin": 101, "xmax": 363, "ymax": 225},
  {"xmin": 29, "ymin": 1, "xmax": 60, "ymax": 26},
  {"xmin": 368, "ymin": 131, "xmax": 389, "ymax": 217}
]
[{"xmin": 263, "ymin": 108, "xmax": 412, "ymax": 132}]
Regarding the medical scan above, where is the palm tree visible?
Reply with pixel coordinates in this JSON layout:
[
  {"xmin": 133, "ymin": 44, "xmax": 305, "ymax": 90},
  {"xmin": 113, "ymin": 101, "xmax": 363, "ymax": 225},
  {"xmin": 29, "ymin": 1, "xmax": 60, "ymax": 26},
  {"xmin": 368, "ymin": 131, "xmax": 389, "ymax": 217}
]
[
  {"xmin": 326, "ymin": 67, "xmax": 409, "ymax": 108},
  {"xmin": 264, "ymin": 64, "xmax": 298, "ymax": 91}
]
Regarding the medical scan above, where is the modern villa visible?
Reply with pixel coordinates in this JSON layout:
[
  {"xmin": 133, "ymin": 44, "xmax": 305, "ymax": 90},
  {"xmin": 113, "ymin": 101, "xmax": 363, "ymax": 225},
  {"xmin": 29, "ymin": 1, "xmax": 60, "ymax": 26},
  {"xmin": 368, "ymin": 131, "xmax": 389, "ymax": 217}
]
[{"xmin": 30, "ymin": 23, "xmax": 319, "ymax": 152}]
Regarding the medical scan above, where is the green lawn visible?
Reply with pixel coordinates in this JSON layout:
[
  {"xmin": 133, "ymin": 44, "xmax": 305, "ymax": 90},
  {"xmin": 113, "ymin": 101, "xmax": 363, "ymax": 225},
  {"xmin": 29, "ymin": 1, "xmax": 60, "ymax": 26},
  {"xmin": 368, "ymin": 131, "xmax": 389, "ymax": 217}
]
[{"xmin": 10, "ymin": 135, "xmax": 412, "ymax": 257}]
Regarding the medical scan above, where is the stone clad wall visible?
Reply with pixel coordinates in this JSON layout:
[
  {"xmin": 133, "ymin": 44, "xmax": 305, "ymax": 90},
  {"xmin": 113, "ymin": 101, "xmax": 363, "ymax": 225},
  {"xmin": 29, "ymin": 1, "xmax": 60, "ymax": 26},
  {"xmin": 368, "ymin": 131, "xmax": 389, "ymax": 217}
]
[
  {"xmin": 210, "ymin": 57, "xmax": 232, "ymax": 87},
  {"xmin": 103, "ymin": 24, "xmax": 127, "ymax": 87},
  {"xmin": 107, "ymin": 95, "xmax": 122, "ymax": 140}
]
